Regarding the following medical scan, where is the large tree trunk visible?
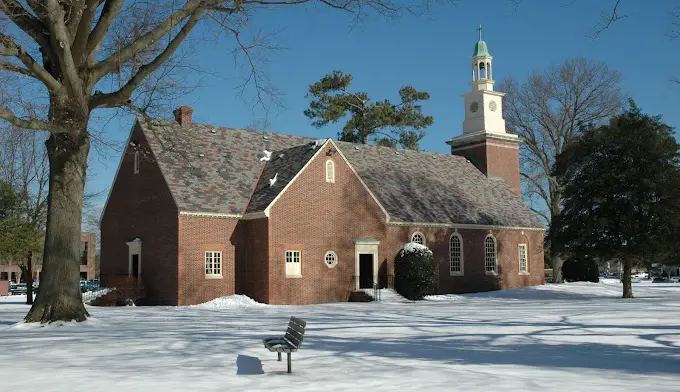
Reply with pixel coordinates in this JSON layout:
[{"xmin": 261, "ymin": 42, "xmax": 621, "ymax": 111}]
[
  {"xmin": 551, "ymin": 254, "xmax": 564, "ymax": 283},
  {"xmin": 26, "ymin": 251, "xmax": 33, "ymax": 305},
  {"xmin": 622, "ymin": 257, "xmax": 633, "ymax": 299},
  {"xmin": 24, "ymin": 127, "xmax": 90, "ymax": 323}
]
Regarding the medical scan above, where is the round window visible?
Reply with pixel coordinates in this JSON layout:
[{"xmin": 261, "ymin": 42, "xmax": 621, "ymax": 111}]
[{"xmin": 324, "ymin": 251, "xmax": 338, "ymax": 268}]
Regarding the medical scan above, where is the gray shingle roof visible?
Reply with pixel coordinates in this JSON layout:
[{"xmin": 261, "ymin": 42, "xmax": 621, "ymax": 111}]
[
  {"xmin": 138, "ymin": 118, "xmax": 315, "ymax": 214},
  {"xmin": 335, "ymin": 141, "xmax": 545, "ymax": 229},
  {"xmin": 245, "ymin": 142, "xmax": 323, "ymax": 213},
  {"xmin": 138, "ymin": 117, "xmax": 543, "ymax": 229}
]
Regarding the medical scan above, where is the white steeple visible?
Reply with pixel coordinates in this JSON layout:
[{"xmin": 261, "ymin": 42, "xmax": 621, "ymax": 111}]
[{"xmin": 460, "ymin": 25, "xmax": 514, "ymax": 138}]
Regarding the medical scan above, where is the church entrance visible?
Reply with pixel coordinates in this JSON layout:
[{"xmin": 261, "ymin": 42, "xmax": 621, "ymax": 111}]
[{"xmin": 359, "ymin": 254, "xmax": 374, "ymax": 289}]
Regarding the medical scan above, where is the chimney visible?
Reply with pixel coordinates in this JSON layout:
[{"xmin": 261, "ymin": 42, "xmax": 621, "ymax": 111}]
[{"xmin": 173, "ymin": 106, "xmax": 193, "ymax": 126}]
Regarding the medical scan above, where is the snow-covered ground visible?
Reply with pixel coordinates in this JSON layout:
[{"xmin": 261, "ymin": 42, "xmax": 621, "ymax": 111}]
[{"xmin": 1, "ymin": 282, "xmax": 680, "ymax": 392}]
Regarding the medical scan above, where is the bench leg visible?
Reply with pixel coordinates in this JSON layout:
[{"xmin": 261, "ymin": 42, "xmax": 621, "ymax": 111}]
[
  {"xmin": 287, "ymin": 352, "xmax": 292, "ymax": 373},
  {"xmin": 278, "ymin": 352, "xmax": 281, "ymax": 361}
]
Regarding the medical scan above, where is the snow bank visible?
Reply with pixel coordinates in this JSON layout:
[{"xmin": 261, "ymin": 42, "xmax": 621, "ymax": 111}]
[
  {"xmin": 402, "ymin": 242, "xmax": 432, "ymax": 255},
  {"xmin": 191, "ymin": 294, "xmax": 267, "ymax": 309}
]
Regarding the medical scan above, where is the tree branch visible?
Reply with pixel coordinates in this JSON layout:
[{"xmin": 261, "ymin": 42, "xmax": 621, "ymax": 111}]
[
  {"xmin": 43, "ymin": 0, "xmax": 85, "ymax": 99},
  {"xmin": 0, "ymin": 0, "xmax": 51, "ymax": 48},
  {"xmin": 84, "ymin": 0, "xmax": 124, "ymax": 65},
  {"xmin": 0, "ymin": 33, "xmax": 64, "ymax": 94},
  {"xmin": 0, "ymin": 61, "xmax": 36, "ymax": 78},
  {"xmin": 89, "ymin": 0, "xmax": 203, "ymax": 83},
  {"xmin": 71, "ymin": 0, "xmax": 106, "ymax": 65},
  {"xmin": 0, "ymin": 107, "xmax": 65, "ymax": 133},
  {"xmin": 89, "ymin": 10, "xmax": 202, "ymax": 110},
  {"xmin": 590, "ymin": 0, "xmax": 626, "ymax": 39}
]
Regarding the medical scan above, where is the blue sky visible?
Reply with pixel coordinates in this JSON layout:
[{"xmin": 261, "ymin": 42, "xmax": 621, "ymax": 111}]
[{"xmin": 87, "ymin": 0, "xmax": 680, "ymax": 214}]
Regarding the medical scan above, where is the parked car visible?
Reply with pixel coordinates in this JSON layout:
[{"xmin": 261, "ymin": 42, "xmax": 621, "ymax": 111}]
[{"xmin": 9, "ymin": 283, "xmax": 27, "ymax": 295}]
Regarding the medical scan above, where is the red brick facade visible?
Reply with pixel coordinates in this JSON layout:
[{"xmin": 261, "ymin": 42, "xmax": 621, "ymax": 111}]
[
  {"xmin": 100, "ymin": 122, "xmax": 179, "ymax": 305},
  {"xmin": 449, "ymin": 137, "xmax": 521, "ymax": 196},
  {"xmin": 101, "ymin": 124, "xmax": 544, "ymax": 306}
]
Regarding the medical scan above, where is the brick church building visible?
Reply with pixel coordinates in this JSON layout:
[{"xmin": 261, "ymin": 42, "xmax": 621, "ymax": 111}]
[{"xmin": 100, "ymin": 33, "xmax": 545, "ymax": 306}]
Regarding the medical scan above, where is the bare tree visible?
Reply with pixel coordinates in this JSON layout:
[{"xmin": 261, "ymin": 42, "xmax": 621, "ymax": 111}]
[
  {"xmin": 0, "ymin": 124, "xmax": 48, "ymax": 303},
  {"xmin": 0, "ymin": 0, "xmax": 449, "ymax": 323},
  {"xmin": 498, "ymin": 57, "xmax": 623, "ymax": 283}
]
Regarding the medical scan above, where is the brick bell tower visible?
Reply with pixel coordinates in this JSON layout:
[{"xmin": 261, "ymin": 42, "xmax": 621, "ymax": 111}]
[{"xmin": 447, "ymin": 25, "xmax": 521, "ymax": 196}]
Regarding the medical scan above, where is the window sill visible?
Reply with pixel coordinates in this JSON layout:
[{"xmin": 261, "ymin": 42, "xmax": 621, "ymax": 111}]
[
  {"xmin": 485, "ymin": 271, "xmax": 498, "ymax": 276},
  {"xmin": 205, "ymin": 275, "xmax": 223, "ymax": 280},
  {"xmin": 518, "ymin": 272, "xmax": 530, "ymax": 276},
  {"xmin": 286, "ymin": 275, "xmax": 303, "ymax": 279},
  {"xmin": 450, "ymin": 272, "xmax": 464, "ymax": 277}
]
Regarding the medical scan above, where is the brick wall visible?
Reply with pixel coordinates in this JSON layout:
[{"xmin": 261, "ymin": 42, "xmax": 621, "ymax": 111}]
[
  {"xmin": 177, "ymin": 216, "xmax": 237, "ymax": 305},
  {"xmin": 233, "ymin": 218, "xmax": 269, "ymax": 303},
  {"xmin": 268, "ymin": 148, "xmax": 387, "ymax": 305},
  {"xmin": 386, "ymin": 226, "xmax": 544, "ymax": 294},
  {"xmin": 80, "ymin": 232, "xmax": 97, "ymax": 280},
  {"xmin": 100, "ymin": 122, "xmax": 179, "ymax": 305},
  {"xmin": 450, "ymin": 138, "xmax": 521, "ymax": 196}
]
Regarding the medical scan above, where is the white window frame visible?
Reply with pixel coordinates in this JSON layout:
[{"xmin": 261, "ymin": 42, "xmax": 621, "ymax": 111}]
[
  {"xmin": 518, "ymin": 243, "xmax": 529, "ymax": 274},
  {"xmin": 324, "ymin": 251, "xmax": 338, "ymax": 268},
  {"xmin": 205, "ymin": 251, "xmax": 223, "ymax": 279},
  {"xmin": 285, "ymin": 250, "xmax": 302, "ymax": 277},
  {"xmin": 411, "ymin": 232, "xmax": 425, "ymax": 246},
  {"xmin": 449, "ymin": 233, "xmax": 464, "ymax": 276},
  {"xmin": 133, "ymin": 150, "xmax": 140, "ymax": 174},
  {"xmin": 325, "ymin": 159, "xmax": 335, "ymax": 183},
  {"xmin": 484, "ymin": 235, "xmax": 497, "ymax": 275}
]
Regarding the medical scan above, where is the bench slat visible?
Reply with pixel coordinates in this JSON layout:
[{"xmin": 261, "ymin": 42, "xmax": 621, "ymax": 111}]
[
  {"xmin": 290, "ymin": 316, "xmax": 306, "ymax": 328},
  {"xmin": 288, "ymin": 321, "xmax": 305, "ymax": 335},
  {"xmin": 284, "ymin": 333, "xmax": 302, "ymax": 348}
]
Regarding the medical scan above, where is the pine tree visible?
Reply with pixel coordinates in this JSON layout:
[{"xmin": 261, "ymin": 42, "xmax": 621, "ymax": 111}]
[{"xmin": 304, "ymin": 70, "xmax": 433, "ymax": 150}]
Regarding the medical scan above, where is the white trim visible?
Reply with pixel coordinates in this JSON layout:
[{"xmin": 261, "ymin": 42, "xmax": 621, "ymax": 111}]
[
  {"xmin": 450, "ymin": 140, "xmax": 520, "ymax": 152},
  {"xmin": 388, "ymin": 220, "xmax": 544, "ymax": 232},
  {"xmin": 410, "ymin": 231, "xmax": 425, "ymax": 246},
  {"xmin": 126, "ymin": 238, "xmax": 142, "ymax": 277},
  {"xmin": 240, "ymin": 211, "xmax": 268, "ymax": 220},
  {"xmin": 447, "ymin": 130, "xmax": 520, "ymax": 146},
  {"xmin": 285, "ymin": 250, "xmax": 302, "ymax": 278},
  {"xmin": 324, "ymin": 250, "xmax": 338, "ymax": 268},
  {"xmin": 325, "ymin": 159, "xmax": 335, "ymax": 183},
  {"xmin": 205, "ymin": 250, "xmax": 223, "ymax": 278},
  {"xmin": 518, "ymin": 243, "xmax": 529, "ymax": 274},
  {"xmin": 264, "ymin": 139, "xmax": 331, "ymax": 216},
  {"xmin": 179, "ymin": 211, "xmax": 243, "ymax": 219},
  {"xmin": 331, "ymin": 140, "xmax": 391, "ymax": 223},
  {"xmin": 484, "ymin": 234, "xmax": 497, "ymax": 275},
  {"xmin": 449, "ymin": 233, "xmax": 464, "ymax": 276},
  {"xmin": 354, "ymin": 241, "xmax": 379, "ymax": 290}
]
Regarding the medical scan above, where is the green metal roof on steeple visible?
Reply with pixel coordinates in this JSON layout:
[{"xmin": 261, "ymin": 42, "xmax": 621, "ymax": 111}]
[{"xmin": 472, "ymin": 24, "xmax": 491, "ymax": 57}]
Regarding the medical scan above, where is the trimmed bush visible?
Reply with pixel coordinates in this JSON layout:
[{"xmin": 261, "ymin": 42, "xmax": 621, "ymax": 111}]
[
  {"xmin": 394, "ymin": 242, "xmax": 439, "ymax": 300},
  {"xmin": 562, "ymin": 255, "xmax": 599, "ymax": 283}
]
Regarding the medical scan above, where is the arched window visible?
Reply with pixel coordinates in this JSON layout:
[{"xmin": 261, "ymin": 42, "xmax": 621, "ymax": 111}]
[
  {"xmin": 325, "ymin": 160, "xmax": 335, "ymax": 183},
  {"xmin": 518, "ymin": 244, "xmax": 528, "ymax": 273},
  {"xmin": 134, "ymin": 151, "xmax": 140, "ymax": 174},
  {"xmin": 449, "ymin": 233, "xmax": 463, "ymax": 275},
  {"xmin": 411, "ymin": 232, "xmax": 425, "ymax": 245},
  {"xmin": 484, "ymin": 235, "xmax": 497, "ymax": 274}
]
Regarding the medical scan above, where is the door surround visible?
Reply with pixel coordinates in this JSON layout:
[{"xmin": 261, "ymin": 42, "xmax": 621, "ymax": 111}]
[
  {"xmin": 126, "ymin": 238, "xmax": 142, "ymax": 276},
  {"xmin": 354, "ymin": 239, "xmax": 379, "ymax": 290}
]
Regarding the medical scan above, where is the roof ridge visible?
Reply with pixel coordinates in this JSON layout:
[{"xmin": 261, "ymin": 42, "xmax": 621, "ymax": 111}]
[
  {"xmin": 333, "ymin": 140, "xmax": 465, "ymax": 160},
  {"xmin": 142, "ymin": 117, "xmax": 320, "ymax": 141}
]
